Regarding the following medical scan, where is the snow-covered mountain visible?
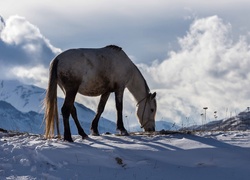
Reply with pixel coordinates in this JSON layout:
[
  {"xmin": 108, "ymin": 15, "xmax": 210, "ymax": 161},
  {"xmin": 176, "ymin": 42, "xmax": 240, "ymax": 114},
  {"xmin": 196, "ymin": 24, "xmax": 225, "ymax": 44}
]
[
  {"xmin": 182, "ymin": 110, "xmax": 250, "ymax": 131},
  {"xmin": 0, "ymin": 80, "xmax": 45, "ymax": 113},
  {"xmin": 0, "ymin": 80, "xmax": 175, "ymax": 134},
  {"xmin": 0, "ymin": 100, "xmax": 43, "ymax": 134},
  {"xmin": 128, "ymin": 120, "xmax": 180, "ymax": 132},
  {"xmin": 0, "ymin": 80, "xmax": 116, "ymax": 134}
]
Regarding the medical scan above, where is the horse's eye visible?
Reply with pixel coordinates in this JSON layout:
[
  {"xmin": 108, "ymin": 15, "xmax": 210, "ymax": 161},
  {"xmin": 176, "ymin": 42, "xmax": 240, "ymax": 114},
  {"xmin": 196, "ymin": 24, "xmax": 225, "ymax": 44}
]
[{"xmin": 151, "ymin": 109, "xmax": 154, "ymax": 113}]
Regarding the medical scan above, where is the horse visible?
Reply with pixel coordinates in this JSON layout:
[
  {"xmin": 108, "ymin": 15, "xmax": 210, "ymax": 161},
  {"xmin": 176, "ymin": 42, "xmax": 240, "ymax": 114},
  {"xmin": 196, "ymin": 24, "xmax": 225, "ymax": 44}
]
[{"xmin": 44, "ymin": 45, "xmax": 157, "ymax": 142}]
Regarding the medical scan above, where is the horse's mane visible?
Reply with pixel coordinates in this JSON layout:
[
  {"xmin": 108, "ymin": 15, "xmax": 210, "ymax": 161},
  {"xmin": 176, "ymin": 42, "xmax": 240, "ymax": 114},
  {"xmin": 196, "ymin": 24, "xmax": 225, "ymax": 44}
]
[
  {"xmin": 106, "ymin": 44, "xmax": 150, "ymax": 93},
  {"xmin": 134, "ymin": 65, "xmax": 150, "ymax": 93},
  {"xmin": 105, "ymin": 45, "xmax": 122, "ymax": 51}
]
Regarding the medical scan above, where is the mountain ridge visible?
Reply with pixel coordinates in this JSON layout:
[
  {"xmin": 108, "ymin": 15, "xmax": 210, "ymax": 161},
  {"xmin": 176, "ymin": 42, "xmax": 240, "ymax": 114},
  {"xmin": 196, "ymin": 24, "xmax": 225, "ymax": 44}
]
[
  {"xmin": 0, "ymin": 80, "xmax": 116, "ymax": 134},
  {"xmin": 181, "ymin": 110, "xmax": 250, "ymax": 131},
  {"xmin": 0, "ymin": 79, "xmax": 203, "ymax": 134}
]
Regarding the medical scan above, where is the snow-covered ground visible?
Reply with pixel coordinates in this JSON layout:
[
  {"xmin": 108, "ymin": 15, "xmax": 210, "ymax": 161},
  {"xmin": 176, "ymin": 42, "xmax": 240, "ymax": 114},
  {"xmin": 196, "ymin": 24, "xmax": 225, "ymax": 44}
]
[{"xmin": 1, "ymin": 130, "xmax": 250, "ymax": 180}]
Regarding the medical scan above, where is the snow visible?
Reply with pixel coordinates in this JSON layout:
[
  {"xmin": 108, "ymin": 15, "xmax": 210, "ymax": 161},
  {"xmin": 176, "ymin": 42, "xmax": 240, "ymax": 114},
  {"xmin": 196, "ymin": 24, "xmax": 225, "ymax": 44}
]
[
  {"xmin": 0, "ymin": 80, "xmax": 45, "ymax": 113},
  {"xmin": 1, "ymin": 131, "xmax": 250, "ymax": 180},
  {"xmin": 1, "ymin": 82, "xmax": 250, "ymax": 179}
]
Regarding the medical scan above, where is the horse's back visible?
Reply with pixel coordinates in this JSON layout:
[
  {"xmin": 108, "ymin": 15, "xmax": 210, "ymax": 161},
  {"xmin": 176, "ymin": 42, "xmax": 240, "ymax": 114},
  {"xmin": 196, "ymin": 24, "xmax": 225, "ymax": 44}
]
[
  {"xmin": 57, "ymin": 46, "xmax": 132, "ymax": 69},
  {"xmin": 56, "ymin": 45, "xmax": 135, "ymax": 96}
]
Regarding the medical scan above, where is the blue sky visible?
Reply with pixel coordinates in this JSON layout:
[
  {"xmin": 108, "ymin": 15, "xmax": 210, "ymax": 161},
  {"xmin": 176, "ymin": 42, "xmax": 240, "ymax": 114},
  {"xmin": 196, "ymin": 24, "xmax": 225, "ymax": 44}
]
[{"xmin": 1, "ymin": 0, "xmax": 250, "ymax": 127}]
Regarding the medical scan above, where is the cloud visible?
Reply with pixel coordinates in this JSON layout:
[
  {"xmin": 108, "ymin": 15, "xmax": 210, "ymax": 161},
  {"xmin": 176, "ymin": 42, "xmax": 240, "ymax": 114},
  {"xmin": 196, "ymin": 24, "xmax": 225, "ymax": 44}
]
[
  {"xmin": 1, "ymin": 14, "xmax": 250, "ymax": 128},
  {"xmin": 10, "ymin": 66, "xmax": 48, "ymax": 87},
  {"xmin": 0, "ymin": 15, "xmax": 61, "ymax": 86},
  {"xmin": 2, "ymin": 1, "xmax": 250, "ymax": 66},
  {"xmin": 140, "ymin": 16, "xmax": 250, "ymax": 125}
]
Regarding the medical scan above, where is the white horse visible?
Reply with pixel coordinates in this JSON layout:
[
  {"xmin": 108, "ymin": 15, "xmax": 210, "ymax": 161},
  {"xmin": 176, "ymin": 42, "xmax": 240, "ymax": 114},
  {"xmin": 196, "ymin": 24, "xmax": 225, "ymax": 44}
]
[{"xmin": 44, "ymin": 45, "xmax": 157, "ymax": 142}]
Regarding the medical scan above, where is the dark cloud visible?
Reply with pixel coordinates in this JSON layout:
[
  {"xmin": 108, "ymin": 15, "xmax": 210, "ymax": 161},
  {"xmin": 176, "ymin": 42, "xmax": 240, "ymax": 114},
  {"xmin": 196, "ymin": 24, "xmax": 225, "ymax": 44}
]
[{"xmin": 0, "ymin": 40, "xmax": 30, "ymax": 65}]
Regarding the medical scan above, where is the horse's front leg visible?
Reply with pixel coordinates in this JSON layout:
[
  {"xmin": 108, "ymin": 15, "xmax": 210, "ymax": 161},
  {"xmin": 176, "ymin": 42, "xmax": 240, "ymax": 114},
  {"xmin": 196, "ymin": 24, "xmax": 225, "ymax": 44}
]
[
  {"xmin": 115, "ymin": 89, "xmax": 129, "ymax": 136},
  {"xmin": 91, "ymin": 92, "xmax": 110, "ymax": 136}
]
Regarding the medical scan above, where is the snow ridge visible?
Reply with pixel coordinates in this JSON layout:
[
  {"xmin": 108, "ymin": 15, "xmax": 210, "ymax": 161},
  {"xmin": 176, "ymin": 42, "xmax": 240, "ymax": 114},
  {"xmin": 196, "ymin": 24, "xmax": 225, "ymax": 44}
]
[
  {"xmin": 182, "ymin": 110, "xmax": 250, "ymax": 131},
  {"xmin": 0, "ymin": 131, "xmax": 250, "ymax": 179}
]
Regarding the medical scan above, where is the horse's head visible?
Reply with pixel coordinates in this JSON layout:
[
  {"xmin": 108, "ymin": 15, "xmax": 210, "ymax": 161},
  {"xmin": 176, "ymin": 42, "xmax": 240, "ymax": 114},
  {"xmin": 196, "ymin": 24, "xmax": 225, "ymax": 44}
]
[{"xmin": 136, "ymin": 92, "xmax": 157, "ymax": 132}]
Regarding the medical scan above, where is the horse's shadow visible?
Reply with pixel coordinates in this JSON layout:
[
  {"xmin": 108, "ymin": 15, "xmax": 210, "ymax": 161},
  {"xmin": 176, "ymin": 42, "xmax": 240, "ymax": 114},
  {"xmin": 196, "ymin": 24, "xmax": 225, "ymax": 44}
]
[{"xmin": 78, "ymin": 132, "xmax": 250, "ymax": 156}]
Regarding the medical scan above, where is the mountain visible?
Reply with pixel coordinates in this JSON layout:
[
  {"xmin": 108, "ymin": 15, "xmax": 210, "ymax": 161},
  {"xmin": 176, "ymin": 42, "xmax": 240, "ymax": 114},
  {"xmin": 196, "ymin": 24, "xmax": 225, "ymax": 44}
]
[
  {"xmin": 155, "ymin": 120, "xmax": 180, "ymax": 130},
  {"xmin": 0, "ymin": 80, "xmax": 45, "ymax": 113},
  {"xmin": 0, "ymin": 100, "xmax": 43, "ymax": 133},
  {"xmin": 3, "ymin": 79, "xmax": 249, "ymax": 134},
  {"xmin": 0, "ymin": 80, "xmax": 116, "ymax": 134},
  {"xmin": 182, "ymin": 110, "xmax": 250, "ymax": 131}
]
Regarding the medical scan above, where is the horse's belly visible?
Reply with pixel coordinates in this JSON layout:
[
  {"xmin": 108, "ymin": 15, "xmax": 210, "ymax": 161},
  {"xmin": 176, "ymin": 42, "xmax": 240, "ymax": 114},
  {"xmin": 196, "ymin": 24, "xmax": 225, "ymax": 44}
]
[{"xmin": 78, "ymin": 81, "xmax": 112, "ymax": 96}]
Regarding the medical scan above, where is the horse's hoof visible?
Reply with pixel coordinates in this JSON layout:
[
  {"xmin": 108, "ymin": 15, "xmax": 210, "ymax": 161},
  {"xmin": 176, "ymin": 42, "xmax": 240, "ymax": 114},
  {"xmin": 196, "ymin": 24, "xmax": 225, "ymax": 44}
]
[
  {"xmin": 91, "ymin": 130, "xmax": 100, "ymax": 136},
  {"xmin": 79, "ymin": 131, "xmax": 88, "ymax": 139},
  {"xmin": 91, "ymin": 132, "xmax": 100, "ymax": 136},
  {"xmin": 64, "ymin": 137, "xmax": 74, "ymax": 142},
  {"xmin": 120, "ymin": 130, "xmax": 129, "ymax": 136},
  {"xmin": 81, "ymin": 134, "xmax": 89, "ymax": 139}
]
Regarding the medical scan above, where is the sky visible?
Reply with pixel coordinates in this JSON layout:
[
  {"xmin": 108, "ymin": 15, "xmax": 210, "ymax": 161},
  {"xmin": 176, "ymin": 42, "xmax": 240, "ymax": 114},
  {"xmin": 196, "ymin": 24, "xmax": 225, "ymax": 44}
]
[{"xmin": 1, "ymin": 0, "xmax": 250, "ymax": 127}]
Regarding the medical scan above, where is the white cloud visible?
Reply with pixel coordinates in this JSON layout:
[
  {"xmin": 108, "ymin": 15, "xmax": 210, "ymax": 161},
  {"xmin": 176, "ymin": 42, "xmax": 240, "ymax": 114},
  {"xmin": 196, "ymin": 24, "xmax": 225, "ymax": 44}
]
[
  {"xmin": 0, "ymin": 15, "xmax": 61, "ymax": 85},
  {"xmin": 79, "ymin": 16, "xmax": 250, "ymax": 126},
  {"xmin": 1, "ymin": 15, "xmax": 41, "ymax": 45},
  {"xmin": 10, "ymin": 65, "xmax": 48, "ymax": 88},
  {"xmin": 1, "ymin": 15, "xmax": 61, "ymax": 56},
  {"xmin": 141, "ymin": 16, "xmax": 250, "ymax": 125}
]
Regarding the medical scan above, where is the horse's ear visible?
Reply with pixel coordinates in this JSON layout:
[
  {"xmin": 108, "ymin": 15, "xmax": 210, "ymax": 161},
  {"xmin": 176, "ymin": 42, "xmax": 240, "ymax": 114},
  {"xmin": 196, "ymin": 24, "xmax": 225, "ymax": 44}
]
[{"xmin": 151, "ymin": 92, "xmax": 156, "ymax": 99}]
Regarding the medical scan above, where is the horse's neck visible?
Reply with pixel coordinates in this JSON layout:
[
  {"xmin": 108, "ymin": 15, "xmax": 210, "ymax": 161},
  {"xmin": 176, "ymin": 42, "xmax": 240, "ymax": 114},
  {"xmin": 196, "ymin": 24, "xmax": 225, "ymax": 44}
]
[{"xmin": 127, "ymin": 68, "xmax": 149, "ymax": 103}]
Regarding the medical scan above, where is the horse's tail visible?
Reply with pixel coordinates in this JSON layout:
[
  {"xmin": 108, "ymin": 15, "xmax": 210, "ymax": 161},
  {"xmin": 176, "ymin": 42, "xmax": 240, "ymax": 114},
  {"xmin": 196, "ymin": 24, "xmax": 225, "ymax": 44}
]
[{"xmin": 44, "ymin": 58, "xmax": 60, "ymax": 139}]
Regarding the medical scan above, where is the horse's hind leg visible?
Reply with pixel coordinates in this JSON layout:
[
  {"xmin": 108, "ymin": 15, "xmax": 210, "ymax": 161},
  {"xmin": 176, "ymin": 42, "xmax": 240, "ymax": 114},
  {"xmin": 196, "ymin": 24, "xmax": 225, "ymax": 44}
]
[
  {"xmin": 61, "ymin": 89, "xmax": 78, "ymax": 142},
  {"xmin": 91, "ymin": 92, "xmax": 110, "ymax": 136},
  {"xmin": 71, "ymin": 105, "xmax": 88, "ymax": 139}
]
